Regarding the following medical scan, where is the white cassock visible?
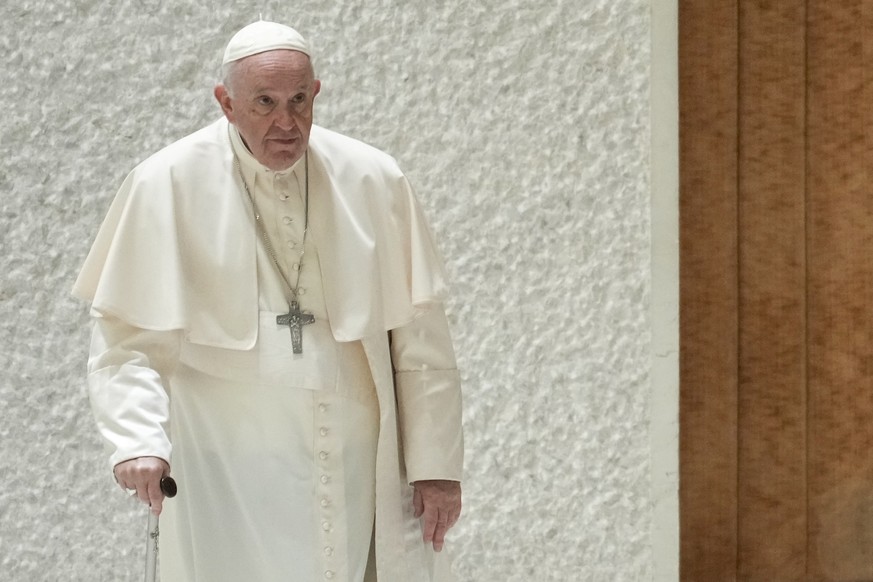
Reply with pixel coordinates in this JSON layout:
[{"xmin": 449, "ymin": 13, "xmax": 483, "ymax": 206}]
[{"xmin": 75, "ymin": 119, "xmax": 464, "ymax": 582}]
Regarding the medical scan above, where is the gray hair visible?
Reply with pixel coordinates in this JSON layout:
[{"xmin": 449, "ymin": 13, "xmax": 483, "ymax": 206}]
[{"xmin": 218, "ymin": 61, "xmax": 239, "ymax": 97}]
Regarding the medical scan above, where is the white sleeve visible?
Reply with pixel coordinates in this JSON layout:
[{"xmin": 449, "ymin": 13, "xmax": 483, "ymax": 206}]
[
  {"xmin": 391, "ymin": 304, "xmax": 464, "ymax": 484},
  {"xmin": 87, "ymin": 313, "xmax": 181, "ymax": 470}
]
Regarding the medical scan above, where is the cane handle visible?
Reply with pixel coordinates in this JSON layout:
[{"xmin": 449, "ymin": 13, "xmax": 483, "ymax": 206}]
[{"xmin": 160, "ymin": 476, "xmax": 177, "ymax": 498}]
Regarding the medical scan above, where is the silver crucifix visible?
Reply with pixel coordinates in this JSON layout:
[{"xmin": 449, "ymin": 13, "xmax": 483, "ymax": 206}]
[{"xmin": 277, "ymin": 301, "xmax": 315, "ymax": 354}]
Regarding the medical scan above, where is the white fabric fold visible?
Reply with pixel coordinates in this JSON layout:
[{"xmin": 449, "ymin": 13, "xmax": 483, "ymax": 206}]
[
  {"xmin": 87, "ymin": 317, "xmax": 179, "ymax": 468},
  {"xmin": 73, "ymin": 118, "xmax": 448, "ymax": 348},
  {"xmin": 390, "ymin": 307, "xmax": 464, "ymax": 483}
]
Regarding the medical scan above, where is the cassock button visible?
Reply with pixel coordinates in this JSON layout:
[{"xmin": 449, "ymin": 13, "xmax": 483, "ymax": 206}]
[
  {"xmin": 287, "ymin": 241, "xmax": 297, "ymax": 249},
  {"xmin": 320, "ymin": 497, "xmax": 330, "ymax": 507},
  {"xmin": 318, "ymin": 404, "xmax": 327, "ymax": 413},
  {"xmin": 323, "ymin": 546, "xmax": 334, "ymax": 556},
  {"xmin": 319, "ymin": 427, "xmax": 328, "ymax": 436},
  {"xmin": 283, "ymin": 216, "xmax": 293, "ymax": 224},
  {"xmin": 319, "ymin": 451, "xmax": 329, "ymax": 460},
  {"xmin": 322, "ymin": 521, "xmax": 331, "ymax": 531},
  {"xmin": 325, "ymin": 571, "xmax": 335, "ymax": 579},
  {"xmin": 320, "ymin": 475, "xmax": 330, "ymax": 484},
  {"xmin": 292, "ymin": 263, "xmax": 300, "ymax": 271},
  {"xmin": 298, "ymin": 287, "xmax": 307, "ymax": 296}
]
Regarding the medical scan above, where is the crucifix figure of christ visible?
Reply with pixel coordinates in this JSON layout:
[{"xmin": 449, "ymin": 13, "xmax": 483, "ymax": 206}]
[{"xmin": 276, "ymin": 301, "xmax": 315, "ymax": 354}]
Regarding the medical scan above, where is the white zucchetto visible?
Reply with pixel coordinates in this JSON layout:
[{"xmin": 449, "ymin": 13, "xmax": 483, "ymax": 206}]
[{"xmin": 222, "ymin": 21, "xmax": 310, "ymax": 65}]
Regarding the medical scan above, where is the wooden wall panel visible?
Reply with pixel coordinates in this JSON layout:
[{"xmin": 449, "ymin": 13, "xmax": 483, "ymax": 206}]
[
  {"xmin": 736, "ymin": 1, "xmax": 807, "ymax": 579},
  {"xmin": 683, "ymin": 1, "xmax": 873, "ymax": 580},
  {"xmin": 806, "ymin": 1, "xmax": 873, "ymax": 580},
  {"xmin": 679, "ymin": 1, "xmax": 739, "ymax": 579}
]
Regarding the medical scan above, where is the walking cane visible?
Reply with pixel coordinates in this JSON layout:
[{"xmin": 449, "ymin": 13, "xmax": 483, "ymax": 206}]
[{"xmin": 145, "ymin": 476, "xmax": 177, "ymax": 582}]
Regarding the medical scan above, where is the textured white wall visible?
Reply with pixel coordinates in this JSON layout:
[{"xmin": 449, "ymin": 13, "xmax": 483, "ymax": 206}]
[{"xmin": 0, "ymin": 1, "xmax": 673, "ymax": 580}]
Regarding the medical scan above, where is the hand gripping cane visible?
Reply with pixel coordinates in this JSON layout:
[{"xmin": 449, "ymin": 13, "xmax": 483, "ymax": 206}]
[{"xmin": 145, "ymin": 476, "xmax": 177, "ymax": 582}]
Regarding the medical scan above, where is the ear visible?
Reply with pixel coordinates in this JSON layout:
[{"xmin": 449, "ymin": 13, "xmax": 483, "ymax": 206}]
[
  {"xmin": 313, "ymin": 79, "xmax": 322, "ymax": 99},
  {"xmin": 214, "ymin": 84, "xmax": 236, "ymax": 123}
]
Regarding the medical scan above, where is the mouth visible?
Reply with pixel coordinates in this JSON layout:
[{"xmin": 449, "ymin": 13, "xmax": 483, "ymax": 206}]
[{"xmin": 268, "ymin": 137, "xmax": 299, "ymax": 146}]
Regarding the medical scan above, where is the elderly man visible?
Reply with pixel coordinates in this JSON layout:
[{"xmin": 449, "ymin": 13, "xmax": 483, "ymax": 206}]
[{"xmin": 74, "ymin": 21, "xmax": 463, "ymax": 582}]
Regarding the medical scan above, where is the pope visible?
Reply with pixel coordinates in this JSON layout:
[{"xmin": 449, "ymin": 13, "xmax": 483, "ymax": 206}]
[{"xmin": 74, "ymin": 21, "xmax": 464, "ymax": 582}]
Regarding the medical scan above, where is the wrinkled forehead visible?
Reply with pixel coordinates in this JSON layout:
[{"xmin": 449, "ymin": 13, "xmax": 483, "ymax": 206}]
[{"xmin": 225, "ymin": 50, "xmax": 317, "ymax": 97}]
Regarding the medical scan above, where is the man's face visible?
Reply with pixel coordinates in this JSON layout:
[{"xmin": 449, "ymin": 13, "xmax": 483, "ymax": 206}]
[{"xmin": 215, "ymin": 50, "xmax": 321, "ymax": 171}]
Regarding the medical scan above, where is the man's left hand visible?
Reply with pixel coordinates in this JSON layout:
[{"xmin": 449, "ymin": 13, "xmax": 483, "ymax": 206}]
[{"xmin": 412, "ymin": 479, "xmax": 462, "ymax": 552}]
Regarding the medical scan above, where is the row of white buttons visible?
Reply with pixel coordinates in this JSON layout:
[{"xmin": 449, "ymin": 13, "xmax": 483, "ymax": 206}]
[
  {"xmin": 317, "ymin": 401, "xmax": 335, "ymax": 579},
  {"xmin": 279, "ymin": 206, "xmax": 306, "ymax": 294}
]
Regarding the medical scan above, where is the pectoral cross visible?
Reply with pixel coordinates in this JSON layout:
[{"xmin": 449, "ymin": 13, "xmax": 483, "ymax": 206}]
[{"xmin": 276, "ymin": 301, "xmax": 315, "ymax": 354}]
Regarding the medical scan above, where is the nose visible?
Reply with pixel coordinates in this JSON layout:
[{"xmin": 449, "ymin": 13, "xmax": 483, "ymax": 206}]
[{"xmin": 274, "ymin": 105, "xmax": 297, "ymax": 131}]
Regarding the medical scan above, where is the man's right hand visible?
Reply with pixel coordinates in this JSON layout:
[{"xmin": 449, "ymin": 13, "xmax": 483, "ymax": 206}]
[{"xmin": 113, "ymin": 456, "xmax": 171, "ymax": 515}]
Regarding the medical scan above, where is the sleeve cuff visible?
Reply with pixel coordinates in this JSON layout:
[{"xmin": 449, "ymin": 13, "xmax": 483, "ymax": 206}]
[{"xmin": 395, "ymin": 368, "xmax": 464, "ymax": 483}]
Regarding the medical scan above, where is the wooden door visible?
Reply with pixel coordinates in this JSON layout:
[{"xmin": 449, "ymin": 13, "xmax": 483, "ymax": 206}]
[{"xmin": 680, "ymin": 1, "xmax": 873, "ymax": 580}]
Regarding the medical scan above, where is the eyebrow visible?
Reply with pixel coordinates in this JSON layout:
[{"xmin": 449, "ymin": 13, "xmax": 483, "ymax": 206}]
[{"xmin": 250, "ymin": 82, "xmax": 313, "ymax": 95}]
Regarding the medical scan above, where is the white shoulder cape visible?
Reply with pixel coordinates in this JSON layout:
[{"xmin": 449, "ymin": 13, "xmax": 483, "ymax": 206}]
[{"xmin": 73, "ymin": 118, "xmax": 447, "ymax": 348}]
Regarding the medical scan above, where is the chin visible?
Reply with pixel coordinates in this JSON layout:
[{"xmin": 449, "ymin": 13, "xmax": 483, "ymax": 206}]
[
  {"xmin": 265, "ymin": 148, "xmax": 301, "ymax": 166},
  {"xmin": 266, "ymin": 157, "xmax": 299, "ymax": 172}
]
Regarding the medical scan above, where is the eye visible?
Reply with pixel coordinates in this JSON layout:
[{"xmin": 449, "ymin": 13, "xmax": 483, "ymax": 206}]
[
  {"xmin": 256, "ymin": 96, "xmax": 274, "ymax": 107},
  {"xmin": 292, "ymin": 93, "xmax": 306, "ymax": 104}
]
